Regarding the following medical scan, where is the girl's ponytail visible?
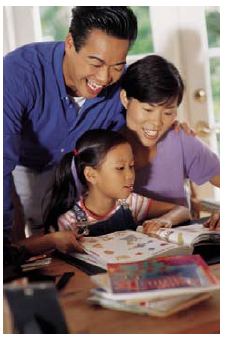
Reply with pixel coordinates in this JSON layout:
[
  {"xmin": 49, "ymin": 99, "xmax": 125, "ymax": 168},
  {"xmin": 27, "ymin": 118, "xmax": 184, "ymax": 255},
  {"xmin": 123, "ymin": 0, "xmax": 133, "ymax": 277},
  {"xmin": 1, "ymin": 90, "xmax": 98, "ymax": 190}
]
[{"xmin": 43, "ymin": 152, "xmax": 77, "ymax": 233}]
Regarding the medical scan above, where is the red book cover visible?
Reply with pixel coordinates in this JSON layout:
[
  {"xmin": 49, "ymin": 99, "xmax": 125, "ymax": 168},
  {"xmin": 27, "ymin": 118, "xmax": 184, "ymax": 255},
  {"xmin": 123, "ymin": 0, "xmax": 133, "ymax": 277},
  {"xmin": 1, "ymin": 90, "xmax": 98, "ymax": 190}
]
[{"xmin": 107, "ymin": 255, "xmax": 219, "ymax": 294}]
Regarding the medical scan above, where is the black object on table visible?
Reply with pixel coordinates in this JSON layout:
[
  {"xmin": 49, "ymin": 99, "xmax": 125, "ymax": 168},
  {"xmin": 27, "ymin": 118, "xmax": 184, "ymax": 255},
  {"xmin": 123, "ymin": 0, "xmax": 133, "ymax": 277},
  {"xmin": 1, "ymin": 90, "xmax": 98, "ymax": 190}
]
[
  {"xmin": 4, "ymin": 283, "xmax": 68, "ymax": 333},
  {"xmin": 53, "ymin": 250, "xmax": 106, "ymax": 275},
  {"xmin": 56, "ymin": 272, "xmax": 75, "ymax": 290}
]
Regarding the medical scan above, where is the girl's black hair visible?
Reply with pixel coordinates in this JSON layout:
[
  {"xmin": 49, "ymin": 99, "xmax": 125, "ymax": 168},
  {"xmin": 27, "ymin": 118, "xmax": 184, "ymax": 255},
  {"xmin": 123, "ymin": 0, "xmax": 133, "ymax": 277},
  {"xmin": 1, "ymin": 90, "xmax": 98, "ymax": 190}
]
[
  {"xmin": 121, "ymin": 55, "xmax": 184, "ymax": 106},
  {"xmin": 69, "ymin": 6, "xmax": 137, "ymax": 51},
  {"xmin": 43, "ymin": 129, "xmax": 128, "ymax": 233}
]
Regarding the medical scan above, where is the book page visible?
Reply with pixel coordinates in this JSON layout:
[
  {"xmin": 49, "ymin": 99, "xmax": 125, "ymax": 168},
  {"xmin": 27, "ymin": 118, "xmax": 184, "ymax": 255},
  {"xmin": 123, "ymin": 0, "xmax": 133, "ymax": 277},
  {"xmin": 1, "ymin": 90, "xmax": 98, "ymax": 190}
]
[
  {"xmin": 80, "ymin": 230, "xmax": 186, "ymax": 267},
  {"xmin": 138, "ymin": 223, "xmax": 219, "ymax": 246}
]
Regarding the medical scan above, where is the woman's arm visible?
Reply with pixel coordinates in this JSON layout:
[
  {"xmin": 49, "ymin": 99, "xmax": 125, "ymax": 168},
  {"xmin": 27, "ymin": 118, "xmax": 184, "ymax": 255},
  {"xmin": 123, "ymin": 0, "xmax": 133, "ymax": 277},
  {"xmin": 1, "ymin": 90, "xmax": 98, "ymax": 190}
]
[
  {"xmin": 209, "ymin": 173, "xmax": 220, "ymax": 187},
  {"xmin": 143, "ymin": 200, "xmax": 191, "ymax": 233},
  {"xmin": 15, "ymin": 231, "xmax": 85, "ymax": 256}
]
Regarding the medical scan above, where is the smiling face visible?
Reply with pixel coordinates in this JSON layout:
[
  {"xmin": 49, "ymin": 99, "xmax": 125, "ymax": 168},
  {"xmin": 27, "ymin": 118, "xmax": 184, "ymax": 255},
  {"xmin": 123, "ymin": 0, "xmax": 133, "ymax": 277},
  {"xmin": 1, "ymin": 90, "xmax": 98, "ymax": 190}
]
[
  {"xmin": 120, "ymin": 90, "xmax": 178, "ymax": 148},
  {"xmin": 92, "ymin": 142, "xmax": 135, "ymax": 200},
  {"xmin": 63, "ymin": 29, "xmax": 129, "ymax": 98}
]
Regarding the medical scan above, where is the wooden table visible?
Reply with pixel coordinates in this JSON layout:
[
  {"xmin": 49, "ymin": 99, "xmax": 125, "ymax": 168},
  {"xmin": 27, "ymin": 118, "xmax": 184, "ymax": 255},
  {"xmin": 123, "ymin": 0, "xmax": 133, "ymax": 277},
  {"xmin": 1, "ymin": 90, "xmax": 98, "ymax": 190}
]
[{"xmin": 40, "ymin": 257, "xmax": 220, "ymax": 334}]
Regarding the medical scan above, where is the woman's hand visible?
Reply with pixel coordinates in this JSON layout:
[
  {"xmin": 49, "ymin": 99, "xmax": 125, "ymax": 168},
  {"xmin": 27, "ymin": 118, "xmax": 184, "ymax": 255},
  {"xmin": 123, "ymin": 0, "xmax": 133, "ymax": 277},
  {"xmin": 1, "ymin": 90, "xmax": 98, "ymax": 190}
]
[
  {"xmin": 173, "ymin": 121, "xmax": 196, "ymax": 136},
  {"xmin": 143, "ymin": 218, "xmax": 172, "ymax": 234},
  {"xmin": 50, "ymin": 231, "xmax": 85, "ymax": 253},
  {"xmin": 203, "ymin": 210, "xmax": 220, "ymax": 231}
]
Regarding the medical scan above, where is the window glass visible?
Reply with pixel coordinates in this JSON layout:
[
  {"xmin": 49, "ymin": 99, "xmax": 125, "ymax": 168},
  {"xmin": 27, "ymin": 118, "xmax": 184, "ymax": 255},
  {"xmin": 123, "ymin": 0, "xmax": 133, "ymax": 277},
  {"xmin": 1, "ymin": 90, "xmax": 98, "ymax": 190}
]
[
  {"xmin": 210, "ymin": 57, "xmax": 220, "ymax": 123},
  {"xmin": 129, "ymin": 6, "xmax": 153, "ymax": 55},
  {"xmin": 39, "ymin": 6, "xmax": 154, "ymax": 56},
  {"xmin": 39, "ymin": 6, "xmax": 71, "ymax": 41},
  {"xmin": 205, "ymin": 6, "xmax": 220, "ymax": 153},
  {"xmin": 205, "ymin": 7, "xmax": 220, "ymax": 48}
]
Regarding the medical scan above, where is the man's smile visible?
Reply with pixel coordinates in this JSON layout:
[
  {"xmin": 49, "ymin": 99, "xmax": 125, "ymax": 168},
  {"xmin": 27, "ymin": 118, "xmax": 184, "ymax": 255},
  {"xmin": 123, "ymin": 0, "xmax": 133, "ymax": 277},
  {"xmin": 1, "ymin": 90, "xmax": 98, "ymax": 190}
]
[{"xmin": 86, "ymin": 79, "xmax": 105, "ymax": 95}]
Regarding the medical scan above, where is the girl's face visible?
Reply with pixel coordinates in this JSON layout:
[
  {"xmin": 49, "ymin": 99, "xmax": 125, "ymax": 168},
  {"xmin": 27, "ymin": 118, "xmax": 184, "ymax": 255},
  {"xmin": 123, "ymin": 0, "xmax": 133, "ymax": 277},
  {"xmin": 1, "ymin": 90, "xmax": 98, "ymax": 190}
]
[
  {"xmin": 94, "ymin": 142, "xmax": 135, "ymax": 200},
  {"xmin": 120, "ymin": 90, "xmax": 178, "ymax": 148}
]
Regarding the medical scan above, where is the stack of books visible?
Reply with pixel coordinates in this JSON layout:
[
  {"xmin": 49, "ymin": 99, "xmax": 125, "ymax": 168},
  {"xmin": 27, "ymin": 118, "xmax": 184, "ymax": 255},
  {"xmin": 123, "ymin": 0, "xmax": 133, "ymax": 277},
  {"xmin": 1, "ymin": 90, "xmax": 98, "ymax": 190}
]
[{"xmin": 88, "ymin": 254, "xmax": 219, "ymax": 317}]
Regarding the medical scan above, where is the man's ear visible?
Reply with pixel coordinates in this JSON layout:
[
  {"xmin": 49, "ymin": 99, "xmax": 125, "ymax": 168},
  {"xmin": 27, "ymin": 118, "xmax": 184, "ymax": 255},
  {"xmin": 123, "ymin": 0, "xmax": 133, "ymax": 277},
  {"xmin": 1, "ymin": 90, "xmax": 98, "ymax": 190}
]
[
  {"xmin": 65, "ymin": 33, "xmax": 74, "ymax": 51},
  {"xmin": 84, "ymin": 166, "xmax": 97, "ymax": 185},
  {"xmin": 120, "ymin": 89, "xmax": 129, "ymax": 109}
]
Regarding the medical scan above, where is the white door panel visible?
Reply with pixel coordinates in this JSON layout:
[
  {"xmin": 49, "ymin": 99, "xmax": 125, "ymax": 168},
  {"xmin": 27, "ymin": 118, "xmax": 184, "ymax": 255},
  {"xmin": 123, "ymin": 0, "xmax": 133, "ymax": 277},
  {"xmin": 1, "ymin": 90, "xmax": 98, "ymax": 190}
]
[{"xmin": 150, "ymin": 6, "xmax": 219, "ymax": 200}]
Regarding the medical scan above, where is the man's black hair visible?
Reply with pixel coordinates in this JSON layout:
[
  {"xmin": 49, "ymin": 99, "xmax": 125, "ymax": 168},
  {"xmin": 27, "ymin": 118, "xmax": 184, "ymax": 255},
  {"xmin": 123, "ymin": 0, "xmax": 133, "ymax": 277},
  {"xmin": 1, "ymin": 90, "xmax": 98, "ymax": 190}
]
[
  {"xmin": 69, "ymin": 6, "xmax": 137, "ymax": 51},
  {"xmin": 122, "ymin": 55, "xmax": 185, "ymax": 106}
]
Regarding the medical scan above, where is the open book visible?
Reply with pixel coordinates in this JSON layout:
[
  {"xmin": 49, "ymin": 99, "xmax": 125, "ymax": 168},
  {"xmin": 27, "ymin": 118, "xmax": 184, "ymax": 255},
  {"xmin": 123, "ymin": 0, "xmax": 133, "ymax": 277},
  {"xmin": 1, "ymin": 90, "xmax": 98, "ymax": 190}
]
[
  {"xmin": 72, "ymin": 230, "xmax": 193, "ymax": 270},
  {"xmin": 137, "ymin": 223, "xmax": 220, "ymax": 247},
  {"xmin": 90, "ymin": 254, "xmax": 219, "ymax": 302}
]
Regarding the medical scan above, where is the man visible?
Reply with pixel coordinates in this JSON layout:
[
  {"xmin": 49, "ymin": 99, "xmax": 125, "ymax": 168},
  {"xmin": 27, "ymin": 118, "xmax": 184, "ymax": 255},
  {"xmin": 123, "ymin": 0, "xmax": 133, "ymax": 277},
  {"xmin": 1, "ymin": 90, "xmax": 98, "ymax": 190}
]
[{"xmin": 3, "ymin": 7, "xmax": 138, "ymax": 243}]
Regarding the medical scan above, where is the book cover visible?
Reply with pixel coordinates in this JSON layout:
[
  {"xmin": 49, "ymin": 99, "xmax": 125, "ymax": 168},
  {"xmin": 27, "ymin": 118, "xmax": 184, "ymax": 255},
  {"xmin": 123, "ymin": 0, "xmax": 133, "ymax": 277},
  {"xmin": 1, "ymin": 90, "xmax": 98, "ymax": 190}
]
[{"xmin": 107, "ymin": 255, "xmax": 219, "ymax": 294}]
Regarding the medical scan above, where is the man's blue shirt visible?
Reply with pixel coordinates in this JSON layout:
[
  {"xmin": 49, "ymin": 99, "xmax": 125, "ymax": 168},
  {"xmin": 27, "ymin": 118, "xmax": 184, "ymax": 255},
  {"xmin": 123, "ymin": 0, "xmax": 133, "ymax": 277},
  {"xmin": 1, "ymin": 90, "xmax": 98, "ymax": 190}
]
[{"xmin": 3, "ymin": 42, "xmax": 126, "ymax": 236}]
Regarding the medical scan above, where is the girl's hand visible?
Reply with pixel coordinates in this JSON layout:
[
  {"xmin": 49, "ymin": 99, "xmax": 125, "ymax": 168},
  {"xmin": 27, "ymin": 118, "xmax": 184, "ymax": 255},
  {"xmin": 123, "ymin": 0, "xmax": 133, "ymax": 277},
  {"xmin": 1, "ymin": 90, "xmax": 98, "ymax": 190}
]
[
  {"xmin": 50, "ymin": 231, "xmax": 85, "ymax": 254},
  {"xmin": 173, "ymin": 121, "xmax": 196, "ymax": 136},
  {"xmin": 203, "ymin": 210, "xmax": 220, "ymax": 231},
  {"xmin": 143, "ymin": 219, "xmax": 172, "ymax": 234}
]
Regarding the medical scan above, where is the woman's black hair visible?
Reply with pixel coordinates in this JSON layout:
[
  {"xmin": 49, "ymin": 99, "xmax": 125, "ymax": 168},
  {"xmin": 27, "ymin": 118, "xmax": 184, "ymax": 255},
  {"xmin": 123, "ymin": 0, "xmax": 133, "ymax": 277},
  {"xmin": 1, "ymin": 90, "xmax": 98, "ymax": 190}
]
[
  {"xmin": 43, "ymin": 129, "xmax": 128, "ymax": 232},
  {"xmin": 121, "ymin": 55, "xmax": 184, "ymax": 106},
  {"xmin": 69, "ymin": 6, "xmax": 137, "ymax": 51}
]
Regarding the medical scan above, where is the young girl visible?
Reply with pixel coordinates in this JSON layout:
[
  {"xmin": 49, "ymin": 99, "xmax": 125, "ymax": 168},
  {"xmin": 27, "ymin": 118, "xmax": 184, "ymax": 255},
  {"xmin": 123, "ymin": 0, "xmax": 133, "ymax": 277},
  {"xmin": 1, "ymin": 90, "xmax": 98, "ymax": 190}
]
[{"xmin": 44, "ymin": 129, "xmax": 190, "ymax": 240}]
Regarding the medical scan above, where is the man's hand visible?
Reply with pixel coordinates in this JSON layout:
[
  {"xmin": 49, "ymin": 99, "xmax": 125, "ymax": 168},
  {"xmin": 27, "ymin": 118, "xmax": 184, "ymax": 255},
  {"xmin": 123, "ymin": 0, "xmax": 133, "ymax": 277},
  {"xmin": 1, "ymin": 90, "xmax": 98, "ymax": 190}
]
[
  {"xmin": 203, "ymin": 210, "xmax": 220, "ymax": 231},
  {"xmin": 50, "ymin": 231, "xmax": 85, "ymax": 253},
  {"xmin": 173, "ymin": 121, "xmax": 196, "ymax": 136},
  {"xmin": 142, "ymin": 219, "xmax": 172, "ymax": 234}
]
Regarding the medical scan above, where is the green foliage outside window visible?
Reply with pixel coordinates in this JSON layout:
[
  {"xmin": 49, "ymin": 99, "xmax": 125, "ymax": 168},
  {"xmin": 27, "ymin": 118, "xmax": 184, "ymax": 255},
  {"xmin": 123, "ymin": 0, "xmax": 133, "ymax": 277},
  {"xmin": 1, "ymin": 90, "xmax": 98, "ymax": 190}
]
[
  {"xmin": 205, "ymin": 8, "xmax": 220, "ymax": 127},
  {"xmin": 39, "ymin": 7, "xmax": 219, "ymax": 57},
  {"xmin": 39, "ymin": 6, "xmax": 69, "ymax": 41},
  {"xmin": 205, "ymin": 9, "xmax": 220, "ymax": 48},
  {"xmin": 128, "ymin": 6, "xmax": 153, "ymax": 55},
  {"xmin": 210, "ymin": 58, "xmax": 220, "ymax": 123},
  {"xmin": 39, "ymin": 6, "xmax": 154, "ymax": 54}
]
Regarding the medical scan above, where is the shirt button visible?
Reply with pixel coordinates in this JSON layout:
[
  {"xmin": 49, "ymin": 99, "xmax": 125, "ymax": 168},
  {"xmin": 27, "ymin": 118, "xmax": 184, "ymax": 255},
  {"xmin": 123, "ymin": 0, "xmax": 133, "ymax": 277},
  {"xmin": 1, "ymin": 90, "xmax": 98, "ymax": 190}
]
[{"xmin": 61, "ymin": 148, "xmax": 64, "ymax": 153}]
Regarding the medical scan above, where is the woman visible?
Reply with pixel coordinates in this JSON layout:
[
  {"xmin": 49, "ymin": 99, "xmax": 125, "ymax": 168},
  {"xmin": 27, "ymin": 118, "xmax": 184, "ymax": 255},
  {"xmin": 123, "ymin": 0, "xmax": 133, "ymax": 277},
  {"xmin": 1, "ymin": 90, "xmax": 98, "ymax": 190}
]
[{"xmin": 120, "ymin": 55, "xmax": 220, "ymax": 229}]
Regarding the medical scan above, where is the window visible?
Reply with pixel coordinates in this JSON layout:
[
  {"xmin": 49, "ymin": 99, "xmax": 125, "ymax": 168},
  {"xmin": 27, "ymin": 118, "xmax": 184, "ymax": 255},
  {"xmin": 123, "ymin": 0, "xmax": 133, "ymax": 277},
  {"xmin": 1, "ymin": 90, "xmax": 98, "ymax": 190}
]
[
  {"xmin": 39, "ymin": 6, "xmax": 71, "ymax": 41},
  {"xmin": 39, "ymin": 6, "xmax": 154, "ymax": 57},
  {"xmin": 205, "ymin": 6, "xmax": 220, "ymax": 152},
  {"xmin": 128, "ymin": 6, "xmax": 153, "ymax": 56}
]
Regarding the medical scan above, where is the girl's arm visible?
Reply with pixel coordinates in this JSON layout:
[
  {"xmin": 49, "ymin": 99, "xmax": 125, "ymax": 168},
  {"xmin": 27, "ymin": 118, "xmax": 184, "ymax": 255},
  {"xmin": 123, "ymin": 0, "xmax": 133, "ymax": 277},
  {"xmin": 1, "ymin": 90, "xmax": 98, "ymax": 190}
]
[
  {"xmin": 143, "ymin": 200, "xmax": 191, "ymax": 234},
  {"xmin": 15, "ymin": 231, "xmax": 85, "ymax": 256}
]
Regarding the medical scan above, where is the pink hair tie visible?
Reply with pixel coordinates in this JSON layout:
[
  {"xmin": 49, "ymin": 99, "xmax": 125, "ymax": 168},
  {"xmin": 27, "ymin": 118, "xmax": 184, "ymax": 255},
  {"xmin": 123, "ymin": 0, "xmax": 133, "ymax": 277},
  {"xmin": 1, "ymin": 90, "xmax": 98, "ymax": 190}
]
[{"xmin": 74, "ymin": 149, "xmax": 78, "ymax": 156}]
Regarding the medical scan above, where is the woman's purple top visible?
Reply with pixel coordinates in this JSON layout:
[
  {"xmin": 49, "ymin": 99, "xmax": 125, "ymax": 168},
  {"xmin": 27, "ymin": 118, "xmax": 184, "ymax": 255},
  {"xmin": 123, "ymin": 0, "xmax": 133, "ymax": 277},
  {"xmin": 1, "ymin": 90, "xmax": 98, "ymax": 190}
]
[{"xmin": 134, "ymin": 128, "xmax": 220, "ymax": 208}]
